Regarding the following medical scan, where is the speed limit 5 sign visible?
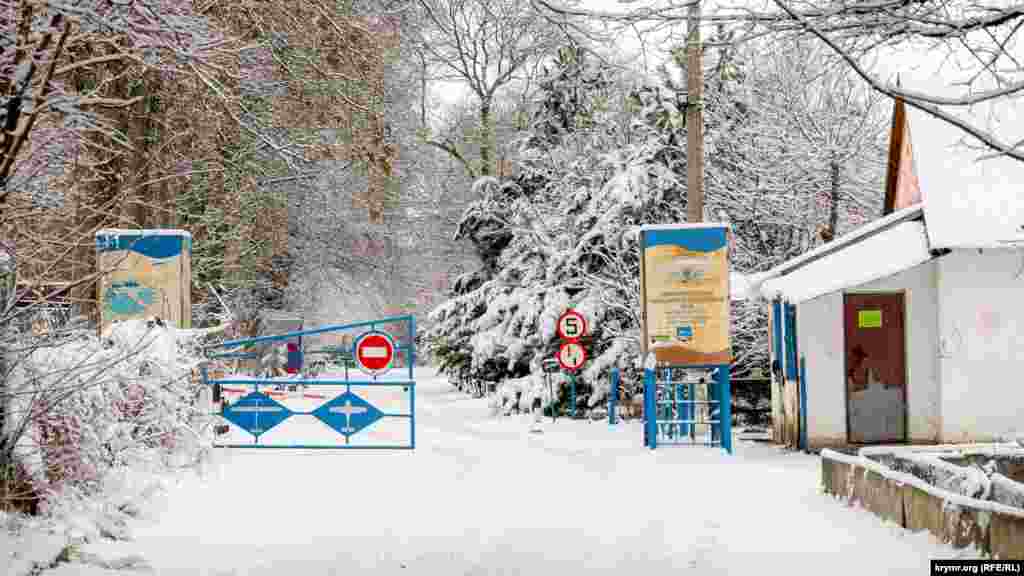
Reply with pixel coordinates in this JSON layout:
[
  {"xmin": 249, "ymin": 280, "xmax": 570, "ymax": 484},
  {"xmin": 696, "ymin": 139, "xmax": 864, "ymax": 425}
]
[{"xmin": 557, "ymin": 309, "xmax": 587, "ymax": 341}]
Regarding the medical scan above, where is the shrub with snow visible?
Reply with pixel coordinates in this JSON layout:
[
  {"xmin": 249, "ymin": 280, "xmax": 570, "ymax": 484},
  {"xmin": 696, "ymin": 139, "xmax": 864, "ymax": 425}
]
[{"xmin": 2, "ymin": 318, "xmax": 209, "ymax": 514}]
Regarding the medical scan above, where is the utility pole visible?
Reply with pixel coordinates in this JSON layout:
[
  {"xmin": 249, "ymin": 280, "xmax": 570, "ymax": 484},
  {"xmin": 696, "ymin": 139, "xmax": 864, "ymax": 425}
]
[{"xmin": 686, "ymin": 0, "xmax": 704, "ymax": 223}]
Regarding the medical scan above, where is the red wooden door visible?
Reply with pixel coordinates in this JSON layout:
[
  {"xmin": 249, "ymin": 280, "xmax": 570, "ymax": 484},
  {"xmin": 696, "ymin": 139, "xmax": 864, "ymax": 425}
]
[{"xmin": 844, "ymin": 293, "xmax": 907, "ymax": 443}]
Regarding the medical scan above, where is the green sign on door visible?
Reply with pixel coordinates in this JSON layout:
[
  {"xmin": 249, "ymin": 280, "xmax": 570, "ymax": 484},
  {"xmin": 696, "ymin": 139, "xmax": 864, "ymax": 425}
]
[{"xmin": 858, "ymin": 309, "xmax": 882, "ymax": 328}]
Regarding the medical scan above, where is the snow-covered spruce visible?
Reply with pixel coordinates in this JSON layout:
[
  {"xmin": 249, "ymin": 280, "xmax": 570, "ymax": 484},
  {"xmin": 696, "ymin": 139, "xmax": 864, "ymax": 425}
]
[{"xmin": 428, "ymin": 40, "xmax": 886, "ymax": 415}]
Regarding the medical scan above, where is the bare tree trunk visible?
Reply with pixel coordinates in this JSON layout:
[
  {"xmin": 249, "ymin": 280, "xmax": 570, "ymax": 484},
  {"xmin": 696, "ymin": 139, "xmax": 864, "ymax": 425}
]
[
  {"xmin": 479, "ymin": 98, "xmax": 493, "ymax": 178},
  {"xmin": 829, "ymin": 158, "xmax": 840, "ymax": 235},
  {"xmin": 123, "ymin": 80, "xmax": 150, "ymax": 229}
]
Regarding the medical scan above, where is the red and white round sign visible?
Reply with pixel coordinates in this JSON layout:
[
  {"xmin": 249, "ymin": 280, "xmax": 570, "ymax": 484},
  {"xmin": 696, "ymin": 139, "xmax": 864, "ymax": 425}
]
[
  {"xmin": 556, "ymin": 309, "xmax": 587, "ymax": 341},
  {"xmin": 557, "ymin": 340, "xmax": 587, "ymax": 371},
  {"xmin": 353, "ymin": 331, "xmax": 395, "ymax": 376}
]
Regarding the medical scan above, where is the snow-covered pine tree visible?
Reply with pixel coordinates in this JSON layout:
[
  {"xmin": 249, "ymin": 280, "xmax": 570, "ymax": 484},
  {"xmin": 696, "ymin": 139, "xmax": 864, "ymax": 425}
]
[{"xmin": 429, "ymin": 38, "xmax": 887, "ymax": 416}]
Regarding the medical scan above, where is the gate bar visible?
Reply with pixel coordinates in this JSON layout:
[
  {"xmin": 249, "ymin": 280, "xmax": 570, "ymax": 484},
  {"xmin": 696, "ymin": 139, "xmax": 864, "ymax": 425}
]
[
  {"xmin": 209, "ymin": 378, "xmax": 414, "ymax": 386},
  {"xmin": 215, "ymin": 314, "xmax": 415, "ymax": 349}
]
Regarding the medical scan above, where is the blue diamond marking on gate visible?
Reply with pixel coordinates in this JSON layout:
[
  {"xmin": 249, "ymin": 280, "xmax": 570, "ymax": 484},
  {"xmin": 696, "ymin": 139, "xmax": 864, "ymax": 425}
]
[
  {"xmin": 312, "ymin": 391, "xmax": 383, "ymax": 437},
  {"xmin": 222, "ymin": 392, "xmax": 292, "ymax": 436}
]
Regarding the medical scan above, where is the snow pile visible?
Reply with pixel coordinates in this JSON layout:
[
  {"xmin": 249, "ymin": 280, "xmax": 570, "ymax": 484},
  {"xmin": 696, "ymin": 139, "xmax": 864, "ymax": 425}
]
[{"xmin": 4, "ymin": 318, "xmax": 210, "ymax": 515}]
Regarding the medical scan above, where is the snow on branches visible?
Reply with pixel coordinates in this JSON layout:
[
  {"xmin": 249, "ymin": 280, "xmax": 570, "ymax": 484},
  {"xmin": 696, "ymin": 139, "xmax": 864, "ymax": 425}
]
[
  {"xmin": 3, "ymin": 319, "xmax": 209, "ymax": 513},
  {"xmin": 429, "ymin": 39, "xmax": 887, "ymax": 416}
]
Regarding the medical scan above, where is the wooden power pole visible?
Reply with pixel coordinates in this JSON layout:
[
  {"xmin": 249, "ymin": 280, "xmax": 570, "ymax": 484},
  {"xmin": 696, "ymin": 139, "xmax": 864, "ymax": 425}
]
[{"xmin": 686, "ymin": 0, "xmax": 704, "ymax": 223}]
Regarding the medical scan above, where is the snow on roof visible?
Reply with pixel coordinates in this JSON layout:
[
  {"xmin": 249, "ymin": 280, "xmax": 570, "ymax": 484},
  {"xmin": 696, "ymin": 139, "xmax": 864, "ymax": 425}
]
[
  {"xmin": 745, "ymin": 204, "xmax": 925, "ymax": 302},
  {"xmin": 760, "ymin": 220, "xmax": 931, "ymax": 303},
  {"xmin": 907, "ymin": 90, "xmax": 1024, "ymax": 249}
]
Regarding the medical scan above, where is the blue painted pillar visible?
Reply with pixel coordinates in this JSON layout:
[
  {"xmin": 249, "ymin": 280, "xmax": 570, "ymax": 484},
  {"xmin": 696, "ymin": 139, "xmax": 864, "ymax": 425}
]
[
  {"xmin": 609, "ymin": 368, "xmax": 620, "ymax": 425},
  {"xmin": 711, "ymin": 372, "xmax": 720, "ymax": 446},
  {"xmin": 676, "ymin": 381, "xmax": 685, "ymax": 438},
  {"xmin": 686, "ymin": 382, "xmax": 695, "ymax": 438},
  {"xmin": 570, "ymin": 372, "xmax": 577, "ymax": 419},
  {"xmin": 719, "ymin": 365, "xmax": 732, "ymax": 454},
  {"xmin": 799, "ymin": 357, "xmax": 808, "ymax": 452},
  {"xmin": 662, "ymin": 367, "xmax": 672, "ymax": 439},
  {"xmin": 644, "ymin": 369, "xmax": 656, "ymax": 449},
  {"xmin": 410, "ymin": 382, "xmax": 416, "ymax": 450},
  {"xmin": 409, "ymin": 315, "xmax": 417, "ymax": 380}
]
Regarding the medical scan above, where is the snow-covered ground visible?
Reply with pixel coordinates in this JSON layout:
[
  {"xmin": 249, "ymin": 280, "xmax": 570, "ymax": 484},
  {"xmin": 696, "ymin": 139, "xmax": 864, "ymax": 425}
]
[{"xmin": 10, "ymin": 367, "xmax": 981, "ymax": 575}]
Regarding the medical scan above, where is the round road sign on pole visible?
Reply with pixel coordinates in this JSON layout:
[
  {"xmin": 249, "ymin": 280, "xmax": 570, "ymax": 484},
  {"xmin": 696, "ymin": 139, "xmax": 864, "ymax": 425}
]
[
  {"xmin": 557, "ymin": 309, "xmax": 587, "ymax": 341},
  {"xmin": 557, "ymin": 341, "xmax": 587, "ymax": 371},
  {"xmin": 353, "ymin": 331, "xmax": 395, "ymax": 376}
]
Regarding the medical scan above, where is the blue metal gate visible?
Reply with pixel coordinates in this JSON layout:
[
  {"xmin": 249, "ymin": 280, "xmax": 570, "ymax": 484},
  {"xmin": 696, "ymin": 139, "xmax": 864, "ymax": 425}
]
[
  {"xmin": 643, "ymin": 365, "xmax": 732, "ymax": 453},
  {"xmin": 202, "ymin": 315, "xmax": 416, "ymax": 449}
]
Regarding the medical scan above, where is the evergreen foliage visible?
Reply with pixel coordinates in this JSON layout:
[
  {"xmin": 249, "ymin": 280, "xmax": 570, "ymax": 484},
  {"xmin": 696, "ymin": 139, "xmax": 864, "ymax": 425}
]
[{"xmin": 428, "ymin": 40, "xmax": 886, "ymax": 416}]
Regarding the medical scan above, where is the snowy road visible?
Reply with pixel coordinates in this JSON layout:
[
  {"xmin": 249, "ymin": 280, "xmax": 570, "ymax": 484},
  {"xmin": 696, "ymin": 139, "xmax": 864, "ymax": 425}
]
[{"xmin": 67, "ymin": 368, "xmax": 971, "ymax": 575}]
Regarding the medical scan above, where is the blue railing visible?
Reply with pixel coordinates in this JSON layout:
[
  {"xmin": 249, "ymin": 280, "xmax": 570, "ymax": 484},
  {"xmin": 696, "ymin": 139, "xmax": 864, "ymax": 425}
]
[{"xmin": 643, "ymin": 364, "xmax": 732, "ymax": 454}]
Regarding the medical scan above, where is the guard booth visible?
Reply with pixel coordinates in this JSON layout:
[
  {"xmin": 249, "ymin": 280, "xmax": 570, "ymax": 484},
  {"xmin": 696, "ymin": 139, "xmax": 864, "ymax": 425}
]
[
  {"xmin": 202, "ymin": 314, "xmax": 416, "ymax": 449},
  {"xmin": 639, "ymin": 224, "xmax": 733, "ymax": 453}
]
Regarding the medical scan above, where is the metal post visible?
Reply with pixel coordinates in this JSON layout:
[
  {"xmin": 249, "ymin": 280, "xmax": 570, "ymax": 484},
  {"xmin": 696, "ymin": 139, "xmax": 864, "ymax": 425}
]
[
  {"xmin": 720, "ymin": 365, "xmax": 732, "ymax": 454},
  {"xmin": 548, "ymin": 372, "xmax": 555, "ymax": 423},
  {"xmin": 688, "ymin": 381, "xmax": 696, "ymax": 442},
  {"xmin": 799, "ymin": 357, "xmax": 807, "ymax": 453},
  {"xmin": 570, "ymin": 372, "xmax": 576, "ymax": 419},
  {"xmin": 663, "ymin": 367, "xmax": 672, "ymax": 439},
  {"xmin": 542, "ymin": 359, "xmax": 559, "ymax": 423},
  {"xmin": 711, "ymin": 370, "xmax": 721, "ymax": 446},
  {"xmin": 409, "ymin": 315, "xmax": 416, "ymax": 380},
  {"xmin": 644, "ymin": 368, "xmax": 656, "ymax": 449},
  {"xmin": 609, "ymin": 368, "xmax": 619, "ymax": 425}
]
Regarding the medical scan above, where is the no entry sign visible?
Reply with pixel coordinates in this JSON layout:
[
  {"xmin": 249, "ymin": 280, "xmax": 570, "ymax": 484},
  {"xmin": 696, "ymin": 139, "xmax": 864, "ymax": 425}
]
[
  {"xmin": 557, "ymin": 341, "xmax": 587, "ymax": 371},
  {"xmin": 353, "ymin": 331, "xmax": 395, "ymax": 376}
]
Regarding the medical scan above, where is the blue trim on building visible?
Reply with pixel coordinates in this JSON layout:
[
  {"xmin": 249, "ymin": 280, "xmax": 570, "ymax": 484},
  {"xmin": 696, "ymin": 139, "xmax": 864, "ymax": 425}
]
[
  {"xmin": 772, "ymin": 300, "xmax": 783, "ymax": 368},
  {"xmin": 784, "ymin": 303, "xmax": 798, "ymax": 380},
  {"xmin": 799, "ymin": 356, "xmax": 808, "ymax": 451}
]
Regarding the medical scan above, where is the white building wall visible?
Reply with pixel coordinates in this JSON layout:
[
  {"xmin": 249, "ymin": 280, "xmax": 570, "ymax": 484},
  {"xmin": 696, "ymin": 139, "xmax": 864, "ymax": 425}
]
[
  {"xmin": 855, "ymin": 261, "xmax": 940, "ymax": 443},
  {"xmin": 794, "ymin": 260, "xmax": 940, "ymax": 447},
  {"xmin": 796, "ymin": 292, "xmax": 846, "ymax": 447},
  {"xmin": 936, "ymin": 249, "xmax": 1024, "ymax": 442}
]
